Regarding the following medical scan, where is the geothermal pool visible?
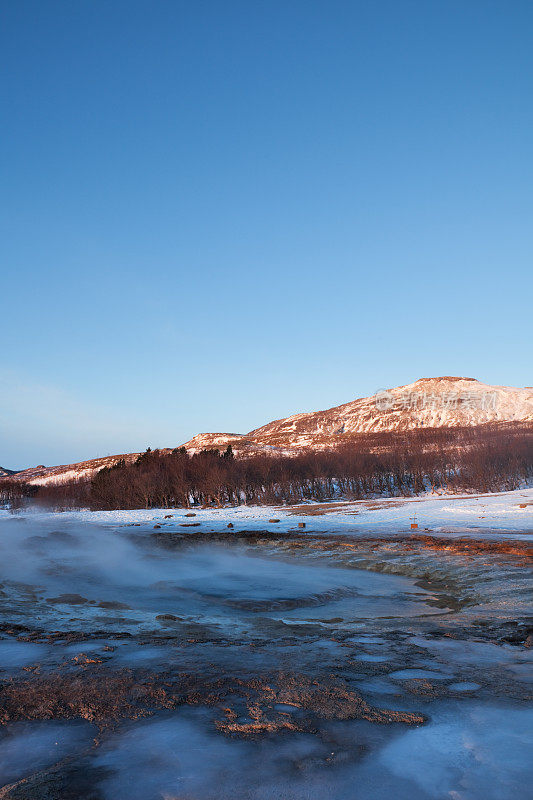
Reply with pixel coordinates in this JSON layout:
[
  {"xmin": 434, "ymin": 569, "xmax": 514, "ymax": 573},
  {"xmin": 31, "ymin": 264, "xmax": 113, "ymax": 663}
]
[{"xmin": 0, "ymin": 510, "xmax": 531, "ymax": 799}]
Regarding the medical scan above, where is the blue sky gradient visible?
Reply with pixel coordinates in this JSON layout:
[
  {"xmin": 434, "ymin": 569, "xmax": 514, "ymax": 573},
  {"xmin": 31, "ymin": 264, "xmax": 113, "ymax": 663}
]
[{"xmin": 2, "ymin": 1, "xmax": 532, "ymax": 468}]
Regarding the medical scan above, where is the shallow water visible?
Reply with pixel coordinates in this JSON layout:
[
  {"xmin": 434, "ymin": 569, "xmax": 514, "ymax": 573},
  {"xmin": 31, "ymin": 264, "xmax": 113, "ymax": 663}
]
[{"xmin": 0, "ymin": 519, "xmax": 443, "ymax": 637}]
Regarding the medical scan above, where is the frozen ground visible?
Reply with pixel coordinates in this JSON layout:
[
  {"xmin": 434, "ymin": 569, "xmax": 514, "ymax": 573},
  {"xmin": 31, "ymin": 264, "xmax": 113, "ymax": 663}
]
[
  {"xmin": 0, "ymin": 488, "xmax": 531, "ymax": 799},
  {"xmin": 2, "ymin": 486, "xmax": 532, "ymax": 537}
]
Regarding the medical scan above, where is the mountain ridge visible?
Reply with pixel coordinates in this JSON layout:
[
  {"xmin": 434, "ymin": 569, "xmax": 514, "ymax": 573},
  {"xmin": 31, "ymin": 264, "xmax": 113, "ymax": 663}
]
[
  {"xmin": 182, "ymin": 377, "xmax": 533, "ymax": 454},
  {"xmin": 3, "ymin": 377, "xmax": 532, "ymax": 485}
]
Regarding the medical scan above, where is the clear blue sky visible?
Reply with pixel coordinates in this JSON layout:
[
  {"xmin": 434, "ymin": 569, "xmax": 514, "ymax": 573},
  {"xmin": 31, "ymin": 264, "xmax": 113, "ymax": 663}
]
[{"xmin": 2, "ymin": 0, "xmax": 532, "ymax": 469}]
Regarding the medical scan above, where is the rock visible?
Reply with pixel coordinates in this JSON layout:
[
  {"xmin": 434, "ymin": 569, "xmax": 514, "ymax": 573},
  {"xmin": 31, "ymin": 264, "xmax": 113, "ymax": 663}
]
[
  {"xmin": 45, "ymin": 594, "xmax": 89, "ymax": 605},
  {"xmin": 97, "ymin": 601, "xmax": 131, "ymax": 610}
]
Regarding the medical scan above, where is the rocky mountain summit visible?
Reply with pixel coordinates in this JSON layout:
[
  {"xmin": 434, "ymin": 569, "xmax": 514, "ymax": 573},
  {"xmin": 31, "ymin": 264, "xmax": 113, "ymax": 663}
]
[{"xmin": 181, "ymin": 377, "xmax": 533, "ymax": 454}]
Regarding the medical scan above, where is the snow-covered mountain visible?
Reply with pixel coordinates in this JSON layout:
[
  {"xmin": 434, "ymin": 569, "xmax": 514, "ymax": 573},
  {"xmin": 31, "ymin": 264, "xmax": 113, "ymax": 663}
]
[
  {"xmin": 7, "ymin": 453, "xmax": 140, "ymax": 487},
  {"xmin": 4, "ymin": 377, "xmax": 532, "ymax": 485},
  {"xmin": 181, "ymin": 377, "xmax": 533, "ymax": 454}
]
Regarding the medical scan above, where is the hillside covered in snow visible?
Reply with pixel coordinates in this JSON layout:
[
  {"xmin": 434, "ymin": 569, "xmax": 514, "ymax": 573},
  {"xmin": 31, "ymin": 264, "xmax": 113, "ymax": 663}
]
[{"xmin": 182, "ymin": 377, "xmax": 533, "ymax": 454}]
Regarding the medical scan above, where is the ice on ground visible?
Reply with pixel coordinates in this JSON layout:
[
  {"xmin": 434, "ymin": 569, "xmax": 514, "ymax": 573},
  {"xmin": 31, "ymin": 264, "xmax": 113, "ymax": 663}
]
[
  {"xmin": 93, "ymin": 702, "xmax": 533, "ymax": 800},
  {"xmin": 379, "ymin": 703, "xmax": 533, "ymax": 800},
  {"xmin": 95, "ymin": 711, "xmax": 249, "ymax": 800},
  {"xmin": 388, "ymin": 668, "xmax": 455, "ymax": 681},
  {"xmin": 0, "ymin": 640, "xmax": 49, "ymax": 670},
  {"xmin": 449, "ymin": 682, "xmax": 481, "ymax": 692},
  {"xmin": 409, "ymin": 636, "xmax": 533, "ymax": 674},
  {"xmin": 356, "ymin": 677, "xmax": 399, "ymax": 694},
  {"xmin": 0, "ymin": 721, "xmax": 93, "ymax": 786},
  {"xmin": 357, "ymin": 653, "xmax": 390, "ymax": 662}
]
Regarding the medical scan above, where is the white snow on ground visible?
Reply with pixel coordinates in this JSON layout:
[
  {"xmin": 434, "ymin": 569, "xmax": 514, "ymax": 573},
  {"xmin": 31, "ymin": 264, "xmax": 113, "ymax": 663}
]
[
  {"xmin": 29, "ymin": 468, "xmax": 97, "ymax": 486},
  {"xmin": 2, "ymin": 488, "xmax": 532, "ymax": 538}
]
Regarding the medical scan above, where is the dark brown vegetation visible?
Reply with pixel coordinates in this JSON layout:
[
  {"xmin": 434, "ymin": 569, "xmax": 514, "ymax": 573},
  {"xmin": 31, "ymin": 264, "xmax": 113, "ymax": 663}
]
[
  {"xmin": 0, "ymin": 666, "xmax": 424, "ymax": 732},
  {"xmin": 0, "ymin": 479, "xmax": 37, "ymax": 508},
  {"xmin": 2, "ymin": 423, "xmax": 532, "ymax": 510}
]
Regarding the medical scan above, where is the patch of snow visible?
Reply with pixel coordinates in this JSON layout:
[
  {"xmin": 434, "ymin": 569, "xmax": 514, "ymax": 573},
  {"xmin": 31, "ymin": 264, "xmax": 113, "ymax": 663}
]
[{"xmin": 2, "ymin": 488, "xmax": 531, "ymax": 539}]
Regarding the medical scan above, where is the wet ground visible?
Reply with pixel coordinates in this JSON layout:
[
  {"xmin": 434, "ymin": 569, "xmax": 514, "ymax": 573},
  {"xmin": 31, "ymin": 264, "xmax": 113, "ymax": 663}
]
[{"xmin": 0, "ymin": 511, "xmax": 531, "ymax": 799}]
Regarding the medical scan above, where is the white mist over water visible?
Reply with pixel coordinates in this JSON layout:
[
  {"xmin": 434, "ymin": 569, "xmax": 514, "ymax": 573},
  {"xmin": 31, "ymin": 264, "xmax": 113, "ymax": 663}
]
[
  {"xmin": 0, "ymin": 510, "xmax": 531, "ymax": 799},
  {"xmin": 0, "ymin": 515, "xmax": 442, "ymax": 639}
]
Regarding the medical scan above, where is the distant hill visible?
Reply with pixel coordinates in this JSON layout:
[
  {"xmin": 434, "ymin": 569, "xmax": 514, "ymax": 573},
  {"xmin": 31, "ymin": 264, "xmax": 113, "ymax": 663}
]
[
  {"xmin": 5, "ymin": 377, "xmax": 532, "ymax": 485},
  {"xmin": 181, "ymin": 377, "xmax": 533, "ymax": 454},
  {"xmin": 7, "ymin": 453, "xmax": 140, "ymax": 486}
]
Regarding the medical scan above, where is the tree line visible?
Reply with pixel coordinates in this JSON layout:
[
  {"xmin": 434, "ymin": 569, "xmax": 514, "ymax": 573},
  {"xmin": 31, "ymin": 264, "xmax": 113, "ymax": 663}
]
[{"xmin": 3, "ymin": 421, "xmax": 530, "ymax": 510}]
